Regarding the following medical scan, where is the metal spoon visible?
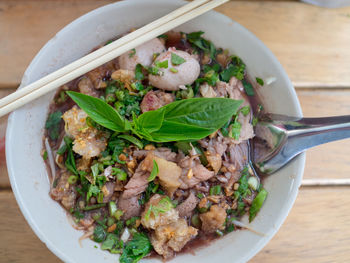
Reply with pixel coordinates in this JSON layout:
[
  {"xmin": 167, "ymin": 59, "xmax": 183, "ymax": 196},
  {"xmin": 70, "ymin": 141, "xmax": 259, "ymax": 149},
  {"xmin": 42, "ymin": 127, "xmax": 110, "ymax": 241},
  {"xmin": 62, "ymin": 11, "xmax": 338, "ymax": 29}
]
[{"xmin": 251, "ymin": 114, "xmax": 350, "ymax": 175}]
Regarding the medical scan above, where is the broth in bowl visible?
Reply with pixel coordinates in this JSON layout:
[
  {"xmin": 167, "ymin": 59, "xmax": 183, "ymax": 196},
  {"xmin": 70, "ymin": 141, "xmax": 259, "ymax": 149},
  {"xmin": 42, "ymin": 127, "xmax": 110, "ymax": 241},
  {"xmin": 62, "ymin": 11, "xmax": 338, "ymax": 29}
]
[{"xmin": 43, "ymin": 30, "xmax": 266, "ymax": 262}]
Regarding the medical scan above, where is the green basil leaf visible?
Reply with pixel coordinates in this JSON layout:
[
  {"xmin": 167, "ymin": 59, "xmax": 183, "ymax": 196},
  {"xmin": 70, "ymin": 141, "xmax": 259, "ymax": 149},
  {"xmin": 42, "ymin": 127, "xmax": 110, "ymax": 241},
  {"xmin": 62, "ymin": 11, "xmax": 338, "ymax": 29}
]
[
  {"xmin": 171, "ymin": 53, "xmax": 186, "ymax": 65},
  {"xmin": 147, "ymin": 160, "xmax": 159, "ymax": 182},
  {"xmin": 118, "ymin": 134, "xmax": 143, "ymax": 149},
  {"xmin": 66, "ymin": 91, "xmax": 130, "ymax": 132},
  {"xmin": 249, "ymin": 188, "xmax": 268, "ymax": 222},
  {"xmin": 142, "ymin": 98, "xmax": 242, "ymax": 142},
  {"xmin": 135, "ymin": 108, "xmax": 165, "ymax": 133}
]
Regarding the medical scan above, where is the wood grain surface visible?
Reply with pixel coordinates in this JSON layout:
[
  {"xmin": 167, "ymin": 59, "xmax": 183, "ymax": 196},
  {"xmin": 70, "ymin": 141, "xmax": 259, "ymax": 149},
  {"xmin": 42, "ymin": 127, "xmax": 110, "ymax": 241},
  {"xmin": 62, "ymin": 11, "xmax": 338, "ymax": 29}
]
[
  {"xmin": 1, "ymin": 0, "xmax": 350, "ymax": 263},
  {"xmin": 1, "ymin": 0, "xmax": 350, "ymax": 88}
]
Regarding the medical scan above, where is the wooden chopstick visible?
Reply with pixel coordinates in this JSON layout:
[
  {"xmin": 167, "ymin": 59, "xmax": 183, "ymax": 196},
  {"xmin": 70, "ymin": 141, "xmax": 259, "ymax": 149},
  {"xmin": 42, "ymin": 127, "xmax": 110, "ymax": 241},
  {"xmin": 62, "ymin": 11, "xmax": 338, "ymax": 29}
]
[
  {"xmin": 0, "ymin": 0, "xmax": 228, "ymax": 117},
  {"xmin": 0, "ymin": 0, "xmax": 209, "ymax": 109}
]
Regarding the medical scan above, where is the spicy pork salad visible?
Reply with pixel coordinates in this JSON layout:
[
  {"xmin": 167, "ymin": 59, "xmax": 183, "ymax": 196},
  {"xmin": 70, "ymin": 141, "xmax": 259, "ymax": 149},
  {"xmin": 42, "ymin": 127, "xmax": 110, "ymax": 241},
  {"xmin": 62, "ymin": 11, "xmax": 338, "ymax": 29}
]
[{"xmin": 43, "ymin": 30, "xmax": 267, "ymax": 262}]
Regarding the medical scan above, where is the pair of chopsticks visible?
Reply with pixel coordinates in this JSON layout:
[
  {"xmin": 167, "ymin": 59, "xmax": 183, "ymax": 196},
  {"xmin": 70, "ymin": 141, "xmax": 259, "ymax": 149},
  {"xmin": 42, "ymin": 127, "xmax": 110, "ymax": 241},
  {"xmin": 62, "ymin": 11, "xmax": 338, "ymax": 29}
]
[{"xmin": 0, "ymin": 0, "xmax": 228, "ymax": 117}]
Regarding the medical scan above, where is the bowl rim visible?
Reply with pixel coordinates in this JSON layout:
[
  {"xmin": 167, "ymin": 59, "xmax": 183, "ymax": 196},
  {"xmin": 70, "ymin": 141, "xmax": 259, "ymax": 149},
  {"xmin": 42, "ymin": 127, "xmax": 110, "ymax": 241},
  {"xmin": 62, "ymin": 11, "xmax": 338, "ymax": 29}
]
[{"xmin": 6, "ymin": 0, "xmax": 305, "ymax": 262}]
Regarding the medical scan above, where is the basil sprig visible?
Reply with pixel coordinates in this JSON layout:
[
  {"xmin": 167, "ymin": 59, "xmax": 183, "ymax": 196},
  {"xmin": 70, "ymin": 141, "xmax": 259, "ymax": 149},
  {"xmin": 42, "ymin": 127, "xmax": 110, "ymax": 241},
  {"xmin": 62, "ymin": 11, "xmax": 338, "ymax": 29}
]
[{"xmin": 67, "ymin": 91, "xmax": 242, "ymax": 143}]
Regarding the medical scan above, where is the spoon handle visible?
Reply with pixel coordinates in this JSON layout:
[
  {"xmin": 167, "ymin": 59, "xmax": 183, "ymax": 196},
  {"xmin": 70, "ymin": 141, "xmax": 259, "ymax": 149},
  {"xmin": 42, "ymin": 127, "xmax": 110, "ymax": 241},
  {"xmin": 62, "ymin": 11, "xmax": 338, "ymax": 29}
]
[
  {"xmin": 287, "ymin": 115, "xmax": 350, "ymax": 152},
  {"xmin": 254, "ymin": 115, "xmax": 350, "ymax": 174}
]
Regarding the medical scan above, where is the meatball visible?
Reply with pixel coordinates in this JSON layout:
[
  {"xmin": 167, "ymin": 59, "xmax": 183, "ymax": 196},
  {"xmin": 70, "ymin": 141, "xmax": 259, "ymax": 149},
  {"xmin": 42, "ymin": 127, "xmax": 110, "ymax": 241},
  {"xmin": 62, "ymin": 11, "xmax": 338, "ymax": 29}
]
[
  {"xmin": 118, "ymin": 38, "xmax": 165, "ymax": 71},
  {"xmin": 149, "ymin": 48, "xmax": 200, "ymax": 91},
  {"xmin": 140, "ymin": 90, "xmax": 174, "ymax": 112}
]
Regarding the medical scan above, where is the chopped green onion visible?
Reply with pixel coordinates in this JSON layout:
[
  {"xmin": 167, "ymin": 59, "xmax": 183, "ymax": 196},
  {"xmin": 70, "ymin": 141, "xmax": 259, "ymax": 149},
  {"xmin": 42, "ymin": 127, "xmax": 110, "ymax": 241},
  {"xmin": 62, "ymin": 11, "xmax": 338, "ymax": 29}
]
[
  {"xmin": 196, "ymin": 193, "xmax": 204, "ymax": 199},
  {"xmin": 248, "ymin": 176, "xmax": 259, "ymax": 191},
  {"xmin": 249, "ymin": 189, "xmax": 268, "ymax": 222},
  {"xmin": 215, "ymin": 229, "xmax": 224, "ymax": 236},
  {"xmin": 109, "ymin": 201, "xmax": 117, "ymax": 217},
  {"xmin": 97, "ymin": 192, "xmax": 104, "ymax": 203},
  {"xmin": 43, "ymin": 151, "xmax": 48, "ymax": 161},
  {"xmin": 68, "ymin": 175, "xmax": 78, "ymax": 184},
  {"xmin": 83, "ymin": 203, "xmax": 106, "ymax": 211},
  {"xmin": 114, "ymin": 209, "xmax": 124, "ymax": 220},
  {"xmin": 191, "ymin": 214, "xmax": 201, "ymax": 228},
  {"xmin": 107, "ymin": 217, "xmax": 116, "ymax": 227},
  {"xmin": 147, "ymin": 160, "xmax": 159, "ymax": 182},
  {"xmin": 170, "ymin": 67, "xmax": 178, "ymax": 73},
  {"xmin": 209, "ymin": 185, "xmax": 222, "ymax": 195}
]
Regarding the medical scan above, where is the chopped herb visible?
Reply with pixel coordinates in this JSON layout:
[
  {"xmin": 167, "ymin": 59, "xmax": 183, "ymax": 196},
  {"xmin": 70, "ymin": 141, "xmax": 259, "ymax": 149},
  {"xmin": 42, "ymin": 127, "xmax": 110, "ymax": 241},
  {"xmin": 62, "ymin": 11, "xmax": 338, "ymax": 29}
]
[
  {"xmin": 68, "ymin": 175, "xmax": 78, "ymax": 184},
  {"xmin": 256, "ymin": 77, "xmax": 264, "ymax": 86},
  {"xmin": 229, "ymin": 121, "xmax": 242, "ymax": 140},
  {"xmin": 135, "ymin": 64, "xmax": 144, "ymax": 81},
  {"xmin": 112, "ymin": 167, "xmax": 127, "ymax": 181},
  {"xmin": 209, "ymin": 185, "xmax": 222, "ymax": 195},
  {"xmin": 108, "ymin": 201, "xmax": 117, "ymax": 217},
  {"xmin": 242, "ymin": 80, "xmax": 255, "ymax": 96},
  {"xmin": 252, "ymin": 117, "xmax": 258, "ymax": 126},
  {"xmin": 220, "ymin": 57, "xmax": 246, "ymax": 82},
  {"xmin": 215, "ymin": 230, "xmax": 224, "ymax": 236},
  {"xmin": 114, "ymin": 210, "xmax": 124, "ymax": 220},
  {"xmin": 43, "ymin": 151, "xmax": 48, "ymax": 161},
  {"xmin": 56, "ymin": 144, "xmax": 67, "ymax": 155},
  {"xmin": 97, "ymin": 192, "xmax": 104, "ymax": 203},
  {"xmin": 196, "ymin": 193, "xmax": 204, "ymax": 199},
  {"xmin": 105, "ymin": 40, "xmax": 113, "ymax": 46},
  {"xmin": 170, "ymin": 67, "xmax": 178, "ymax": 73},
  {"xmin": 239, "ymin": 105, "xmax": 250, "ymax": 116},
  {"xmin": 171, "ymin": 53, "xmax": 186, "ymax": 65},
  {"xmin": 72, "ymin": 209, "xmax": 84, "ymax": 220},
  {"xmin": 147, "ymin": 160, "xmax": 159, "ymax": 182},
  {"xmin": 86, "ymin": 184, "xmax": 100, "ymax": 202},
  {"xmin": 93, "ymin": 225, "xmax": 107, "ymax": 243},
  {"xmin": 91, "ymin": 163, "xmax": 100, "ymax": 184},
  {"xmin": 129, "ymin": 48, "xmax": 136, "ymax": 58},
  {"xmin": 191, "ymin": 214, "xmax": 201, "ymax": 228},
  {"xmin": 155, "ymin": 60, "xmax": 168, "ymax": 69},
  {"xmin": 45, "ymin": 111, "xmax": 62, "ymax": 140},
  {"xmin": 63, "ymin": 136, "xmax": 78, "ymax": 176},
  {"xmin": 119, "ymin": 233, "xmax": 152, "ymax": 263},
  {"xmin": 101, "ymin": 233, "xmax": 121, "ymax": 252},
  {"xmin": 83, "ymin": 203, "xmax": 106, "ymax": 211},
  {"xmin": 249, "ymin": 188, "xmax": 268, "ymax": 222},
  {"xmin": 145, "ymin": 196, "xmax": 174, "ymax": 221}
]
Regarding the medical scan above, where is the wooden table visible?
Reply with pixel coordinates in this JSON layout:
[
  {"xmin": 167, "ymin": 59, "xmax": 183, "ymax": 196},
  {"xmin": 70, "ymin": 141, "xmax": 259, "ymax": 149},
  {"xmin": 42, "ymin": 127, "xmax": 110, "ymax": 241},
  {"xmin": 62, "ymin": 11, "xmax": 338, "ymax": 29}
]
[{"xmin": 1, "ymin": 0, "xmax": 350, "ymax": 262}]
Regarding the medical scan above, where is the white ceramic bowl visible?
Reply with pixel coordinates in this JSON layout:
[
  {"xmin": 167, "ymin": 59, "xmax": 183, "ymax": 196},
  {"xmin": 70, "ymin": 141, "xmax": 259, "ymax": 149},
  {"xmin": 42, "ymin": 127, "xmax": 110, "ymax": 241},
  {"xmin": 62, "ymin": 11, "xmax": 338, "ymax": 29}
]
[{"xmin": 6, "ymin": 1, "xmax": 305, "ymax": 262}]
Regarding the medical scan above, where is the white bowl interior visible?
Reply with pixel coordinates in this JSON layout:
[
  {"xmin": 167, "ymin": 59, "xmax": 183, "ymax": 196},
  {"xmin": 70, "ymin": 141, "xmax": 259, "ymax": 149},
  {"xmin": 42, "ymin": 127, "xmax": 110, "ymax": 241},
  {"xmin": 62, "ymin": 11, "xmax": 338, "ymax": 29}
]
[{"xmin": 6, "ymin": 1, "xmax": 305, "ymax": 262}]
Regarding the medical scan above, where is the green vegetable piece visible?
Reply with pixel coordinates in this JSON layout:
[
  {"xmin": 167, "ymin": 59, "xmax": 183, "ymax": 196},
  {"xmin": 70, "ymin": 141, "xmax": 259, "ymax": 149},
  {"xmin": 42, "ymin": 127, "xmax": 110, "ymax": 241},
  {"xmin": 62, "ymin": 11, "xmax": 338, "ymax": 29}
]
[
  {"xmin": 170, "ymin": 67, "xmax": 178, "ymax": 73},
  {"xmin": 196, "ymin": 193, "xmax": 204, "ymax": 199},
  {"xmin": 118, "ymin": 134, "xmax": 143, "ymax": 149},
  {"xmin": 129, "ymin": 48, "xmax": 136, "ymax": 58},
  {"xmin": 93, "ymin": 225, "xmax": 107, "ymax": 243},
  {"xmin": 101, "ymin": 233, "xmax": 119, "ymax": 250},
  {"xmin": 86, "ymin": 184, "xmax": 100, "ymax": 202},
  {"xmin": 191, "ymin": 214, "xmax": 201, "ymax": 228},
  {"xmin": 56, "ymin": 144, "xmax": 67, "ymax": 155},
  {"xmin": 209, "ymin": 185, "xmax": 222, "ymax": 195},
  {"xmin": 171, "ymin": 53, "xmax": 186, "ymax": 65},
  {"xmin": 139, "ymin": 98, "xmax": 242, "ymax": 142},
  {"xmin": 97, "ymin": 192, "xmax": 104, "ymax": 203},
  {"xmin": 45, "ymin": 111, "xmax": 62, "ymax": 140},
  {"xmin": 83, "ymin": 203, "xmax": 106, "ymax": 211},
  {"xmin": 249, "ymin": 189, "xmax": 268, "ymax": 222},
  {"xmin": 43, "ymin": 151, "xmax": 48, "ymax": 161},
  {"xmin": 229, "ymin": 121, "xmax": 242, "ymax": 140},
  {"xmin": 220, "ymin": 59, "xmax": 246, "ymax": 82},
  {"xmin": 68, "ymin": 175, "xmax": 78, "ymax": 184},
  {"xmin": 107, "ymin": 217, "xmax": 116, "ymax": 227},
  {"xmin": 91, "ymin": 163, "xmax": 99, "ymax": 183},
  {"xmin": 147, "ymin": 160, "xmax": 159, "ymax": 182},
  {"xmin": 119, "ymin": 233, "xmax": 152, "ymax": 263},
  {"xmin": 145, "ymin": 196, "xmax": 174, "ymax": 221},
  {"xmin": 135, "ymin": 64, "xmax": 144, "ymax": 81},
  {"xmin": 155, "ymin": 60, "xmax": 168, "ymax": 69},
  {"xmin": 215, "ymin": 229, "xmax": 224, "ymax": 236},
  {"xmin": 63, "ymin": 136, "xmax": 78, "ymax": 176},
  {"xmin": 114, "ymin": 209, "xmax": 124, "ymax": 221},
  {"xmin": 239, "ymin": 105, "xmax": 250, "ymax": 116},
  {"xmin": 109, "ymin": 201, "xmax": 117, "ymax": 217},
  {"xmin": 66, "ymin": 91, "xmax": 130, "ymax": 132},
  {"xmin": 112, "ymin": 168, "xmax": 127, "ymax": 181},
  {"xmin": 256, "ymin": 77, "xmax": 264, "ymax": 86},
  {"xmin": 242, "ymin": 80, "xmax": 255, "ymax": 96}
]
